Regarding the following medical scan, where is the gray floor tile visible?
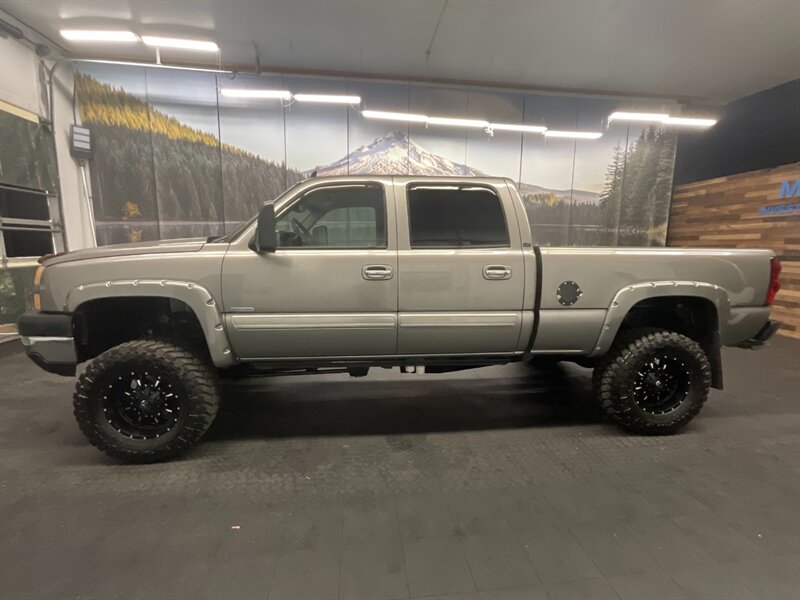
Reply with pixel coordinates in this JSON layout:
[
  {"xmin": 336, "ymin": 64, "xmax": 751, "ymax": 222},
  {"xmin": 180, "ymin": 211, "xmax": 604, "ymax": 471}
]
[
  {"xmin": 725, "ymin": 555, "xmax": 800, "ymax": 600},
  {"xmin": 623, "ymin": 517, "xmax": 716, "ymax": 570},
  {"xmin": 397, "ymin": 494, "xmax": 458, "ymax": 541},
  {"xmin": 280, "ymin": 507, "xmax": 343, "ymax": 550},
  {"xmin": 340, "ymin": 540, "xmax": 408, "ymax": 600},
  {"xmin": 403, "ymin": 537, "xmax": 475, "ymax": 598},
  {"xmin": 668, "ymin": 563, "xmax": 757, "ymax": 600},
  {"xmin": 268, "ymin": 546, "xmax": 340, "ymax": 600},
  {"xmin": 571, "ymin": 521, "xmax": 661, "ymax": 578},
  {"xmin": 478, "ymin": 585, "xmax": 549, "ymax": 599},
  {"xmin": 672, "ymin": 513, "xmax": 766, "ymax": 562},
  {"xmin": 199, "ymin": 552, "xmax": 277, "ymax": 600},
  {"xmin": 608, "ymin": 570, "xmax": 690, "ymax": 600},
  {"xmin": 461, "ymin": 531, "xmax": 540, "ymax": 591},
  {"xmin": 342, "ymin": 500, "xmax": 400, "ymax": 545},
  {"xmin": 546, "ymin": 577, "xmax": 621, "ymax": 600},
  {"xmin": 496, "ymin": 487, "xmax": 561, "ymax": 531},
  {"xmin": 447, "ymin": 491, "xmax": 511, "ymax": 536},
  {"xmin": 517, "ymin": 521, "xmax": 603, "ymax": 584}
]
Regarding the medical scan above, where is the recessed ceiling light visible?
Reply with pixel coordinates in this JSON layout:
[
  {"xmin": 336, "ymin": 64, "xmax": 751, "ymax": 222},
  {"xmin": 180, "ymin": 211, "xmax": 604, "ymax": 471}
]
[
  {"xmin": 544, "ymin": 130, "xmax": 603, "ymax": 139},
  {"xmin": 608, "ymin": 111, "xmax": 670, "ymax": 123},
  {"xmin": 141, "ymin": 36, "xmax": 219, "ymax": 52},
  {"xmin": 426, "ymin": 116, "xmax": 489, "ymax": 128},
  {"xmin": 663, "ymin": 116, "xmax": 717, "ymax": 127},
  {"xmin": 60, "ymin": 30, "xmax": 138, "ymax": 42},
  {"xmin": 220, "ymin": 88, "xmax": 292, "ymax": 100},
  {"xmin": 489, "ymin": 123, "xmax": 547, "ymax": 133},
  {"xmin": 361, "ymin": 110, "xmax": 429, "ymax": 123},
  {"xmin": 294, "ymin": 94, "xmax": 361, "ymax": 104}
]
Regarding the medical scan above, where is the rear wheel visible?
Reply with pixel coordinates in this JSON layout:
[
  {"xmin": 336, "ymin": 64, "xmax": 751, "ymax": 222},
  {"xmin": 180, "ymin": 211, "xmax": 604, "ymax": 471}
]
[
  {"xmin": 73, "ymin": 340, "xmax": 219, "ymax": 462},
  {"xmin": 593, "ymin": 328, "xmax": 711, "ymax": 434}
]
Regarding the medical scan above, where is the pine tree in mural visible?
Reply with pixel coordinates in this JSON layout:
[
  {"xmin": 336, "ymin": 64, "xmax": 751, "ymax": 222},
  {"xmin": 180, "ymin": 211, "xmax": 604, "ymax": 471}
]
[
  {"xmin": 75, "ymin": 73, "xmax": 303, "ymax": 244},
  {"xmin": 599, "ymin": 142, "xmax": 626, "ymax": 244},
  {"xmin": 600, "ymin": 126, "xmax": 677, "ymax": 246}
]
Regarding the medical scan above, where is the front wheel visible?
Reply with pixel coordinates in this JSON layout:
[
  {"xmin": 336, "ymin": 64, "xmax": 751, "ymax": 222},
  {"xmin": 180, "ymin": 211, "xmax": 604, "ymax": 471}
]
[
  {"xmin": 73, "ymin": 340, "xmax": 220, "ymax": 462},
  {"xmin": 593, "ymin": 328, "xmax": 711, "ymax": 434}
]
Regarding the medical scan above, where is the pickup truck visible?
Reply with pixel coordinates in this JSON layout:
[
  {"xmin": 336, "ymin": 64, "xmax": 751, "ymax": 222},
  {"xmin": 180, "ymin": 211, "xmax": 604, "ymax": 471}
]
[{"xmin": 18, "ymin": 176, "xmax": 781, "ymax": 462}]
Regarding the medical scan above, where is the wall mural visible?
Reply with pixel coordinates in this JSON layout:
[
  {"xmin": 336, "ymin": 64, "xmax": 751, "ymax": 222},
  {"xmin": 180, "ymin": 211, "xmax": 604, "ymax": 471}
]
[{"xmin": 74, "ymin": 64, "xmax": 678, "ymax": 247}]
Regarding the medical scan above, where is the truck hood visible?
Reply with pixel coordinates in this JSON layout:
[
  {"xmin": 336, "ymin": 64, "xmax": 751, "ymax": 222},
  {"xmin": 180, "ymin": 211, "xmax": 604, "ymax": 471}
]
[{"xmin": 43, "ymin": 237, "xmax": 209, "ymax": 266}]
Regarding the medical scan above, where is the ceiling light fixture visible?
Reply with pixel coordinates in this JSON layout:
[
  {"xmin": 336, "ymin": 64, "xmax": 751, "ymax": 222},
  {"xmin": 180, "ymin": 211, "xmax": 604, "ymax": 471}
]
[
  {"xmin": 141, "ymin": 36, "xmax": 219, "ymax": 52},
  {"xmin": 544, "ymin": 130, "xmax": 603, "ymax": 139},
  {"xmin": 361, "ymin": 110, "xmax": 429, "ymax": 123},
  {"xmin": 663, "ymin": 116, "xmax": 717, "ymax": 127},
  {"xmin": 60, "ymin": 30, "xmax": 138, "ymax": 42},
  {"xmin": 489, "ymin": 123, "xmax": 548, "ymax": 133},
  {"xmin": 294, "ymin": 94, "xmax": 361, "ymax": 104},
  {"xmin": 608, "ymin": 111, "xmax": 670, "ymax": 123},
  {"xmin": 426, "ymin": 116, "xmax": 489, "ymax": 128},
  {"xmin": 220, "ymin": 88, "xmax": 292, "ymax": 100}
]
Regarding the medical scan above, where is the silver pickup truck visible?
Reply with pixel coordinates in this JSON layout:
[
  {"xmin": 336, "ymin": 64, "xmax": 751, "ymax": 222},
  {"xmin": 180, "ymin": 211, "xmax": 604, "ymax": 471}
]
[{"xmin": 18, "ymin": 176, "xmax": 781, "ymax": 462}]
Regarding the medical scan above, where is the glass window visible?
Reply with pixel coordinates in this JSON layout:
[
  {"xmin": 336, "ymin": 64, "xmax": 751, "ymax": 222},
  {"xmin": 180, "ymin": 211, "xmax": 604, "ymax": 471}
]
[
  {"xmin": 407, "ymin": 185, "xmax": 509, "ymax": 248},
  {"xmin": 275, "ymin": 184, "xmax": 386, "ymax": 249}
]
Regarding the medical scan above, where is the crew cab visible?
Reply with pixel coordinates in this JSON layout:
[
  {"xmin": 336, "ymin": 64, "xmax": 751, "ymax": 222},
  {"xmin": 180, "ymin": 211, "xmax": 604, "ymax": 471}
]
[{"xmin": 18, "ymin": 176, "xmax": 781, "ymax": 461}]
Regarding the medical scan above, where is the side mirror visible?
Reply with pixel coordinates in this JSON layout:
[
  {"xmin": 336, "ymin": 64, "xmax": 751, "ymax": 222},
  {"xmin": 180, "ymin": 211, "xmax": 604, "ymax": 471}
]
[{"xmin": 254, "ymin": 203, "xmax": 277, "ymax": 253}]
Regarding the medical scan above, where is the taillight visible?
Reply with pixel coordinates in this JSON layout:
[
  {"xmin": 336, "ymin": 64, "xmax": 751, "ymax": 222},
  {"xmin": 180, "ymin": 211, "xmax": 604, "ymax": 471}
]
[
  {"xmin": 765, "ymin": 257, "xmax": 781, "ymax": 306},
  {"xmin": 33, "ymin": 265, "xmax": 45, "ymax": 312}
]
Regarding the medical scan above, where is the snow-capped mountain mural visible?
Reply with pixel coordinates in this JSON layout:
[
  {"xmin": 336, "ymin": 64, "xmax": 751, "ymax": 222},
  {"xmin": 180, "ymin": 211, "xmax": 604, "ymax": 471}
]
[
  {"xmin": 310, "ymin": 131, "xmax": 483, "ymax": 178},
  {"xmin": 310, "ymin": 131, "xmax": 599, "ymax": 204}
]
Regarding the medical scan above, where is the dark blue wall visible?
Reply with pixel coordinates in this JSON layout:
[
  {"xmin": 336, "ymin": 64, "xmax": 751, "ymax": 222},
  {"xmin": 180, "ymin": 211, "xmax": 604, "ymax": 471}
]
[{"xmin": 673, "ymin": 79, "xmax": 800, "ymax": 185}]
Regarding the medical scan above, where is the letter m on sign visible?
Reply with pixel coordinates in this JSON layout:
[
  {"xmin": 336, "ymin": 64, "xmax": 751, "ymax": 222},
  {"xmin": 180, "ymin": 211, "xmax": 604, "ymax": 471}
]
[{"xmin": 779, "ymin": 180, "xmax": 800, "ymax": 199}]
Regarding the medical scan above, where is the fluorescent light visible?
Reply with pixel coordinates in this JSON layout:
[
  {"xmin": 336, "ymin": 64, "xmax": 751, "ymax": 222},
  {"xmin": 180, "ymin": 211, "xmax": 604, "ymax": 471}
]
[
  {"xmin": 221, "ymin": 88, "xmax": 292, "ymax": 100},
  {"xmin": 427, "ymin": 116, "xmax": 489, "ymax": 128},
  {"xmin": 141, "ymin": 36, "xmax": 218, "ymax": 52},
  {"xmin": 663, "ymin": 116, "xmax": 717, "ymax": 127},
  {"xmin": 60, "ymin": 30, "xmax": 138, "ymax": 42},
  {"xmin": 489, "ymin": 123, "xmax": 547, "ymax": 133},
  {"xmin": 362, "ymin": 110, "xmax": 429, "ymax": 123},
  {"xmin": 608, "ymin": 111, "xmax": 669, "ymax": 123},
  {"xmin": 294, "ymin": 94, "xmax": 361, "ymax": 104},
  {"xmin": 545, "ymin": 130, "xmax": 603, "ymax": 139}
]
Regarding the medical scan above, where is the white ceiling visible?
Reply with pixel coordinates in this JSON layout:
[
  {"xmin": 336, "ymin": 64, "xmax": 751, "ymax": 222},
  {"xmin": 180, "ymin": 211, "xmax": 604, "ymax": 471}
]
[{"xmin": 4, "ymin": 0, "xmax": 799, "ymax": 103}]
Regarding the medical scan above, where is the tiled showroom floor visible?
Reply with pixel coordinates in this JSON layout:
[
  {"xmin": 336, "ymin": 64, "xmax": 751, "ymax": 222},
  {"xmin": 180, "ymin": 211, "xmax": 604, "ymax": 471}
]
[{"xmin": 1, "ymin": 336, "xmax": 798, "ymax": 599}]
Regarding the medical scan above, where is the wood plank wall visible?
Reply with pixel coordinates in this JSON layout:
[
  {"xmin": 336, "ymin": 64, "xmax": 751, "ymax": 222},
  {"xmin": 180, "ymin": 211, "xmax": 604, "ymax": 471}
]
[{"xmin": 668, "ymin": 162, "xmax": 800, "ymax": 339}]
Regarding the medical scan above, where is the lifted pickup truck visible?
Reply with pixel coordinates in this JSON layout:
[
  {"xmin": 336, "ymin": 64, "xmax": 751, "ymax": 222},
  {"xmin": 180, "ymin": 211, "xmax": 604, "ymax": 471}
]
[{"xmin": 19, "ymin": 176, "xmax": 781, "ymax": 462}]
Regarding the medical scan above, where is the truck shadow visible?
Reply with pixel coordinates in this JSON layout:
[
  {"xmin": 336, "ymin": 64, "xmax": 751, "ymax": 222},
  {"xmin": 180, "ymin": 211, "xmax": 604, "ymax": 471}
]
[{"xmin": 206, "ymin": 363, "xmax": 605, "ymax": 441}]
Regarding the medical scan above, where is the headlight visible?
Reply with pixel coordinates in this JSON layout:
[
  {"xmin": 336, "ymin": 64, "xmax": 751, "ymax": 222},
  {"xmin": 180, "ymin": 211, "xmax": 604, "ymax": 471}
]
[{"xmin": 33, "ymin": 265, "xmax": 45, "ymax": 312}]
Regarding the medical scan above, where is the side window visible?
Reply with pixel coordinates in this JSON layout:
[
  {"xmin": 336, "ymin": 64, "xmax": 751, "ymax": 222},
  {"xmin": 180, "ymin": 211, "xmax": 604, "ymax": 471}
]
[
  {"xmin": 407, "ymin": 185, "xmax": 509, "ymax": 248},
  {"xmin": 275, "ymin": 184, "xmax": 386, "ymax": 249}
]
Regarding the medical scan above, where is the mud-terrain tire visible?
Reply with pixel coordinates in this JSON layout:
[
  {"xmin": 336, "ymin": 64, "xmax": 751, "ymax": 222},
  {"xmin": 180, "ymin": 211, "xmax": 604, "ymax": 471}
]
[
  {"xmin": 73, "ymin": 340, "xmax": 219, "ymax": 462},
  {"xmin": 593, "ymin": 328, "xmax": 711, "ymax": 435}
]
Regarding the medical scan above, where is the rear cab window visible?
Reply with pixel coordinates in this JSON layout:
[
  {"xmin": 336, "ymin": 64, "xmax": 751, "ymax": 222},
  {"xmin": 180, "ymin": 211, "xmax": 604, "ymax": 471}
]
[{"xmin": 406, "ymin": 185, "xmax": 510, "ymax": 248}]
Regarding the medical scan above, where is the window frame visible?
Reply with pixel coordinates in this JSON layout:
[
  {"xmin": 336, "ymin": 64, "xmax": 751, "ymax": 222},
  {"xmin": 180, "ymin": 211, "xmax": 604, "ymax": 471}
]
[
  {"xmin": 0, "ymin": 183, "xmax": 65, "ymax": 264},
  {"xmin": 272, "ymin": 182, "xmax": 389, "ymax": 251},
  {"xmin": 405, "ymin": 183, "xmax": 511, "ymax": 250}
]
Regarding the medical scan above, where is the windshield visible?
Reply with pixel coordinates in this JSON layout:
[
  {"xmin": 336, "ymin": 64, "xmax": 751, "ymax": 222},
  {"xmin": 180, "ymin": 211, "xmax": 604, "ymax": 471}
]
[{"xmin": 210, "ymin": 180, "xmax": 307, "ymax": 243}]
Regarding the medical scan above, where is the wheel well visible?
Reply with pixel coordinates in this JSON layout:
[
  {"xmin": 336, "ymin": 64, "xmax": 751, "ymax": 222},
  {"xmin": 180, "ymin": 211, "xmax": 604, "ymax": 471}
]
[
  {"xmin": 73, "ymin": 296, "xmax": 208, "ymax": 363},
  {"xmin": 616, "ymin": 296, "xmax": 723, "ymax": 389}
]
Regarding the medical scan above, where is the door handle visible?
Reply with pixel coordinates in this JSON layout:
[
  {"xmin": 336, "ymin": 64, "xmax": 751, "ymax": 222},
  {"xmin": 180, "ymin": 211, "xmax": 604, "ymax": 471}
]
[
  {"xmin": 362, "ymin": 265, "xmax": 394, "ymax": 280},
  {"xmin": 483, "ymin": 265, "xmax": 512, "ymax": 280}
]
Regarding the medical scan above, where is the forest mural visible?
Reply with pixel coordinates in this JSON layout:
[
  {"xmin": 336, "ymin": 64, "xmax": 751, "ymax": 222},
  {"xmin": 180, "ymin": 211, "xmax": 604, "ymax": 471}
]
[{"xmin": 74, "ymin": 64, "xmax": 678, "ymax": 247}]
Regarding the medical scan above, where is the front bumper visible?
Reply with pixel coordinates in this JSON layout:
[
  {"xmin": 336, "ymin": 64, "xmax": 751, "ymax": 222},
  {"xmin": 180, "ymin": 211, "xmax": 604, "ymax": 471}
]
[
  {"xmin": 17, "ymin": 312, "xmax": 77, "ymax": 376},
  {"xmin": 736, "ymin": 319, "xmax": 781, "ymax": 350}
]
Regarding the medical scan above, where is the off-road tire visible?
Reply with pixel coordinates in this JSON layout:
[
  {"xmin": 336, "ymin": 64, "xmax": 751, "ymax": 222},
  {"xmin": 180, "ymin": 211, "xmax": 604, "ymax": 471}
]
[
  {"xmin": 593, "ymin": 328, "xmax": 711, "ymax": 435},
  {"xmin": 73, "ymin": 340, "xmax": 220, "ymax": 462}
]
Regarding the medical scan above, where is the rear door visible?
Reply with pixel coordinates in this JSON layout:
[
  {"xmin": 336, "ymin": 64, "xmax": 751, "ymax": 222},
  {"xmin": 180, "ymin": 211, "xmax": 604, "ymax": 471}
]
[{"xmin": 395, "ymin": 179, "xmax": 526, "ymax": 355}]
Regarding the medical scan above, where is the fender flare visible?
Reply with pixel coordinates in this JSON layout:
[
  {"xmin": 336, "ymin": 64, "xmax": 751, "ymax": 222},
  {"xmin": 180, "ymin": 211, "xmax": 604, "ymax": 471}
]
[
  {"xmin": 66, "ymin": 279, "xmax": 236, "ymax": 368},
  {"xmin": 589, "ymin": 280, "xmax": 730, "ymax": 357}
]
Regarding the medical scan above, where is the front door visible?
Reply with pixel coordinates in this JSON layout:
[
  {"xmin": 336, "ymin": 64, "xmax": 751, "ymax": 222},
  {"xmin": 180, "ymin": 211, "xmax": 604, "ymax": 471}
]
[
  {"xmin": 221, "ymin": 179, "xmax": 398, "ymax": 359},
  {"xmin": 395, "ymin": 180, "xmax": 526, "ymax": 355}
]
